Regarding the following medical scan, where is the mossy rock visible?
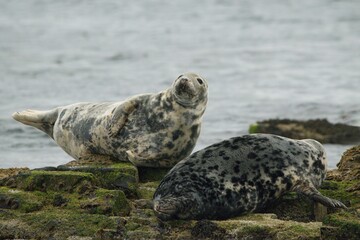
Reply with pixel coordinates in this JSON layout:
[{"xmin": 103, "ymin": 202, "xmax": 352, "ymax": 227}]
[
  {"xmin": 44, "ymin": 162, "xmax": 139, "ymax": 197},
  {"xmin": 80, "ymin": 189, "xmax": 131, "ymax": 216},
  {"xmin": 322, "ymin": 211, "xmax": 360, "ymax": 240},
  {"xmin": 0, "ymin": 219, "xmax": 36, "ymax": 239},
  {"xmin": 320, "ymin": 180, "xmax": 360, "ymax": 208},
  {"xmin": 137, "ymin": 181, "xmax": 160, "ymax": 200},
  {"xmin": 3, "ymin": 170, "xmax": 98, "ymax": 193},
  {"xmin": 0, "ymin": 187, "xmax": 48, "ymax": 213},
  {"xmin": 216, "ymin": 214, "xmax": 322, "ymax": 240},
  {"xmin": 23, "ymin": 209, "xmax": 118, "ymax": 239}
]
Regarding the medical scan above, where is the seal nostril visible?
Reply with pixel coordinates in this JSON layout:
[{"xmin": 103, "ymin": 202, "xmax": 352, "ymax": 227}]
[{"xmin": 197, "ymin": 78, "xmax": 203, "ymax": 85}]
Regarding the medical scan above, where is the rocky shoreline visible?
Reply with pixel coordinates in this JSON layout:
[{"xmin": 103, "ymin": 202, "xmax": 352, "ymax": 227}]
[
  {"xmin": 249, "ymin": 119, "xmax": 360, "ymax": 144},
  {"xmin": 0, "ymin": 147, "xmax": 359, "ymax": 239}
]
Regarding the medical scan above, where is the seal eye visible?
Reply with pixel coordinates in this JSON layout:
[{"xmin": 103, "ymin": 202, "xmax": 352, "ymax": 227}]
[{"xmin": 197, "ymin": 78, "xmax": 203, "ymax": 85}]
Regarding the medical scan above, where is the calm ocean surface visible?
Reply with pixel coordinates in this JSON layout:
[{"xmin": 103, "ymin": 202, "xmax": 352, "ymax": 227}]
[{"xmin": 0, "ymin": 0, "xmax": 359, "ymax": 169}]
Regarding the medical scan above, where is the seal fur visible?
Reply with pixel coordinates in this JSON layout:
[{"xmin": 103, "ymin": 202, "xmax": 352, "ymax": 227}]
[
  {"xmin": 153, "ymin": 134, "xmax": 346, "ymax": 220},
  {"xmin": 12, "ymin": 73, "xmax": 208, "ymax": 167}
]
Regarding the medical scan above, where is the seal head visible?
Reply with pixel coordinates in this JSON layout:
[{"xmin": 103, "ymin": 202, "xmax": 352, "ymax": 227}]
[{"xmin": 172, "ymin": 73, "xmax": 208, "ymax": 108}]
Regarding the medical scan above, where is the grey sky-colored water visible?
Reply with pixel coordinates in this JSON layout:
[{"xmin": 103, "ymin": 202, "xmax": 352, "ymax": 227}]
[{"xmin": 0, "ymin": 0, "xmax": 359, "ymax": 169}]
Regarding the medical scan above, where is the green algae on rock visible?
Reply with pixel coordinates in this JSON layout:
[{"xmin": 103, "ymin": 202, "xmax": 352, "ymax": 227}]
[
  {"xmin": 3, "ymin": 170, "xmax": 98, "ymax": 193},
  {"xmin": 1, "ymin": 144, "xmax": 360, "ymax": 239},
  {"xmin": 80, "ymin": 189, "xmax": 131, "ymax": 216}
]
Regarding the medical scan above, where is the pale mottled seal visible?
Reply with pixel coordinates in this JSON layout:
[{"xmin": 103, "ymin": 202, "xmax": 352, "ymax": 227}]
[
  {"xmin": 153, "ymin": 134, "xmax": 346, "ymax": 220},
  {"xmin": 12, "ymin": 73, "xmax": 208, "ymax": 167}
]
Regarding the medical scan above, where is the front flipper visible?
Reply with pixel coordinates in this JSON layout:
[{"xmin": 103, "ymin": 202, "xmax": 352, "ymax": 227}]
[
  {"xmin": 107, "ymin": 101, "xmax": 137, "ymax": 138},
  {"xmin": 292, "ymin": 181, "xmax": 347, "ymax": 209}
]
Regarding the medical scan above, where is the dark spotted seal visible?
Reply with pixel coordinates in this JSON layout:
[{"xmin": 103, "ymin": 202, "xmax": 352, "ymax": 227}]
[
  {"xmin": 12, "ymin": 73, "xmax": 208, "ymax": 167},
  {"xmin": 153, "ymin": 134, "xmax": 346, "ymax": 220}
]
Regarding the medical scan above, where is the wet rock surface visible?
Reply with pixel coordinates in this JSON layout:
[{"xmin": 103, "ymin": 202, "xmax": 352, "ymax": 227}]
[
  {"xmin": 249, "ymin": 119, "xmax": 360, "ymax": 144},
  {"xmin": 0, "ymin": 148, "xmax": 359, "ymax": 239}
]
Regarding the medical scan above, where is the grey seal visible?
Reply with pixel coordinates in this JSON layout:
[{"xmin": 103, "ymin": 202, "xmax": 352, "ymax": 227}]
[
  {"xmin": 12, "ymin": 73, "xmax": 208, "ymax": 167},
  {"xmin": 153, "ymin": 134, "xmax": 346, "ymax": 220}
]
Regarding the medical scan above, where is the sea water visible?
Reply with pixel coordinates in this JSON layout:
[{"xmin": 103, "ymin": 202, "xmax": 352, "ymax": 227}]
[{"xmin": 0, "ymin": 0, "xmax": 359, "ymax": 169}]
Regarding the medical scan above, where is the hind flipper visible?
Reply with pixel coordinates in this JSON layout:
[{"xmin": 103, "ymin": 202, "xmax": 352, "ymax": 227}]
[
  {"xmin": 12, "ymin": 109, "xmax": 59, "ymax": 138},
  {"xmin": 292, "ymin": 181, "xmax": 347, "ymax": 209}
]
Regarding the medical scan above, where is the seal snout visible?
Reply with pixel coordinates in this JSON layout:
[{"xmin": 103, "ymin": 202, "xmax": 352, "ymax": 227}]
[{"xmin": 153, "ymin": 198, "xmax": 179, "ymax": 220}]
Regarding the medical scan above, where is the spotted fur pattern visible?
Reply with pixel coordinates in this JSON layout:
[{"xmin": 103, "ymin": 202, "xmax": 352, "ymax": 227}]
[
  {"xmin": 13, "ymin": 73, "xmax": 208, "ymax": 167},
  {"xmin": 153, "ymin": 134, "xmax": 345, "ymax": 220}
]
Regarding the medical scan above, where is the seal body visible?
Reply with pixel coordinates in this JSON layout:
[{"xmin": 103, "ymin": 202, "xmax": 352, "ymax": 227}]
[
  {"xmin": 153, "ymin": 134, "xmax": 346, "ymax": 220},
  {"xmin": 13, "ymin": 73, "xmax": 208, "ymax": 167}
]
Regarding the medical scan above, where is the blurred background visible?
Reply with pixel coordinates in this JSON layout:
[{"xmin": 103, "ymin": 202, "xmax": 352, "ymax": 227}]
[{"xmin": 0, "ymin": 0, "xmax": 359, "ymax": 169}]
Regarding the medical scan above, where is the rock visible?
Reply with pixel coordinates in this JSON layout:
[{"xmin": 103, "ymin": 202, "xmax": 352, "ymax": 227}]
[
  {"xmin": 3, "ymin": 170, "xmax": 98, "ymax": 193},
  {"xmin": 53, "ymin": 194, "xmax": 68, "ymax": 207},
  {"xmin": 0, "ymin": 187, "xmax": 45, "ymax": 212},
  {"xmin": 0, "ymin": 168, "xmax": 30, "ymax": 180},
  {"xmin": 249, "ymin": 119, "xmax": 360, "ymax": 144},
  {"xmin": 191, "ymin": 220, "xmax": 228, "ymax": 239},
  {"xmin": 80, "ymin": 189, "xmax": 131, "ymax": 216},
  {"xmin": 0, "ymin": 194, "xmax": 20, "ymax": 210},
  {"xmin": 321, "ymin": 145, "xmax": 360, "ymax": 239},
  {"xmin": 333, "ymin": 145, "xmax": 360, "ymax": 181},
  {"xmin": 36, "ymin": 162, "xmax": 139, "ymax": 197},
  {"xmin": 322, "ymin": 211, "xmax": 360, "ymax": 240}
]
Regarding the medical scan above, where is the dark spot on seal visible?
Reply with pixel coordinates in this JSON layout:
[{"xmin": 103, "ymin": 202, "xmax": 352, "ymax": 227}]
[
  {"xmin": 208, "ymin": 165, "xmax": 219, "ymax": 171},
  {"xmin": 223, "ymin": 156, "xmax": 230, "ymax": 161},
  {"xmin": 73, "ymin": 118, "xmax": 95, "ymax": 140},
  {"xmin": 313, "ymin": 159, "xmax": 325, "ymax": 170},
  {"xmin": 172, "ymin": 130, "xmax": 184, "ymax": 141},
  {"xmin": 233, "ymin": 165, "xmax": 240, "ymax": 173},
  {"xmin": 223, "ymin": 141, "xmax": 231, "ymax": 148},
  {"xmin": 272, "ymin": 149, "xmax": 282, "ymax": 155},
  {"xmin": 203, "ymin": 149, "xmax": 213, "ymax": 158},
  {"xmin": 231, "ymin": 145, "xmax": 240, "ymax": 150},
  {"xmin": 247, "ymin": 152, "xmax": 257, "ymax": 159},
  {"xmin": 166, "ymin": 141, "xmax": 175, "ymax": 149},
  {"xmin": 303, "ymin": 159, "xmax": 309, "ymax": 167}
]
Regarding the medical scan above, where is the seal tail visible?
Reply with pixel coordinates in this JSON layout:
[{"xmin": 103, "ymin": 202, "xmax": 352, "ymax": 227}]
[{"xmin": 12, "ymin": 109, "xmax": 59, "ymax": 138}]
